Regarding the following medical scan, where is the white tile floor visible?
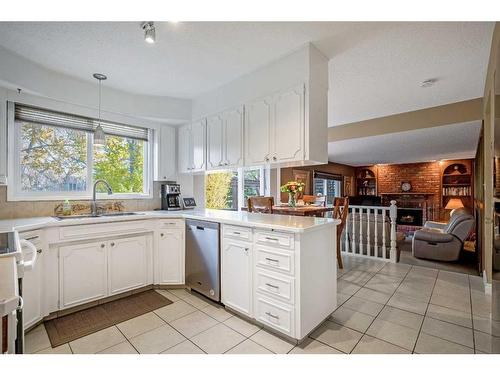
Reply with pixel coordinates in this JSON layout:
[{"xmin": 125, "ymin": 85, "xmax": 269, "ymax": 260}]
[{"xmin": 25, "ymin": 255, "xmax": 498, "ymax": 354}]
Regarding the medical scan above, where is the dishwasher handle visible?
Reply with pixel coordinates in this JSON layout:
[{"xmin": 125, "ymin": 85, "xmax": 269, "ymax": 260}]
[{"xmin": 196, "ymin": 226, "xmax": 205, "ymax": 231}]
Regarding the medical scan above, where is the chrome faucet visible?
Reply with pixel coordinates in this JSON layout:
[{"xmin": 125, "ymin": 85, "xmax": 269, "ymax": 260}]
[{"xmin": 91, "ymin": 179, "xmax": 113, "ymax": 216}]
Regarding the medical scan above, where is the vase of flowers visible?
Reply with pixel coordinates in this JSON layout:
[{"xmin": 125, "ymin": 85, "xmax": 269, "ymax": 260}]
[{"xmin": 280, "ymin": 181, "xmax": 305, "ymax": 207}]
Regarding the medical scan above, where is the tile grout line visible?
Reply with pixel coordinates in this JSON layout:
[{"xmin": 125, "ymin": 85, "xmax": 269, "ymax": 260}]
[
  {"xmin": 410, "ymin": 268, "xmax": 439, "ymax": 354},
  {"xmin": 348, "ymin": 263, "xmax": 414, "ymax": 353},
  {"xmin": 468, "ymin": 274, "xmax": 477, "ymax": 352}
]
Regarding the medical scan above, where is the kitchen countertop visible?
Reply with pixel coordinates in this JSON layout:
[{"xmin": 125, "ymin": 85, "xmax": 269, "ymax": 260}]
[{"xmin": 0, "ymin": 209, "xmax": 339, "ymax": 234}]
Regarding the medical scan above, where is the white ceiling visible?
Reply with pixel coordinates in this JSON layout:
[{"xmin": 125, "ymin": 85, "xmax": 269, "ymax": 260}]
[
  {"xmin": 328, "ymin": 121, "xmax": 482, "ymax": 166},
  {"xmin": 0, "ymin": 23, "xmax": 493, "ymax": 126}
]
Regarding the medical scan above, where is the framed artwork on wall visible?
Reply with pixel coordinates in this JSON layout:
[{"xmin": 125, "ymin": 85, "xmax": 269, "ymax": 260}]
[
  {"xmin": 292, "ymin": 169, "xmax": 311, "ymax": 196},
  {"xmin": 343, "ymin": 176, "xmax": 353, "ymax": 196}
]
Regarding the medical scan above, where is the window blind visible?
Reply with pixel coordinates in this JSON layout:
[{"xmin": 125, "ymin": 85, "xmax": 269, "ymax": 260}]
[
  {"xmin": 313, "ymin": 171, "xmax": 342, "ymax": 181},
  {"xmin": 14, "ymin": 103, "xmax": 150, "ymax": 141}
]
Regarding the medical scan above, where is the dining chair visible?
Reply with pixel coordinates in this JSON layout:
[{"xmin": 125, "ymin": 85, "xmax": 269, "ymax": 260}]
[
  {"xmin": 247, "ymin": 196, "xmax": 274, "ymax": 214},
  {"xmin": 332, "ymin": 196, "xmax": 349, "ymax": 269}
]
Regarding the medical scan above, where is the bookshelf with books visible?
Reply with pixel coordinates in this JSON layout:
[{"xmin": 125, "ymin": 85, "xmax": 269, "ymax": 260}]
[{"xmin": 441, "ymin": 160, "xmax": 473, "ymax": 211}]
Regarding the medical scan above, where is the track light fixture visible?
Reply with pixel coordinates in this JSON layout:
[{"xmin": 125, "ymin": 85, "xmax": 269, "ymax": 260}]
[{"xmin": 141, "ymin": 22, "xmax": 156, "ymax": 44}]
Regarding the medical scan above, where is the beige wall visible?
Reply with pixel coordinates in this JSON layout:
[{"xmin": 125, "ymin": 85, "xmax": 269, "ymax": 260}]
[
  {"xmin": 480, "ymin": 22, "xmax": 500, "ymax": 282},
  {"xmin": 328, "ymin": 98, "xmax": 483, "ymax": 142},
  {"xmin": 0, "ymin": 183, "xmax": 162, "ymax": 220}
]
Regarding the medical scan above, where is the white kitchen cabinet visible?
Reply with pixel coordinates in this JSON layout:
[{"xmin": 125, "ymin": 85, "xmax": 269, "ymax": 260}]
[
  {"xmin": 156, "ymin": 125, "xmax": 176, "ymax": 181},
  {"xmin": 108, "ymin": 236, "xmax": 148, "ymax": 295},
  {"xmin": 273, "ymin": 86, "xmax": 304, "ymax": 163},
  {"xmin": 245, "ymin": 85, "xmax": 305, "ymax": 166},
  {"xmin": 245, "ymin": 97, "xmax": 272, "ymax": 166},
  {"xmin": 221, "ymin": 238, "xmax": 252, "ymax": 317},
  {"xmin": 178, "ymin": 125, "xmax": 191, "ymax": 174},
  {"xmin": 206, "ymin": 113, "xmax": 224, "ymax": 169},
  {"xmin": 178, "ymin": 119, "xmax": 206, "ymax": 173},
  {"xmin": 157, "ymin": 228, "xmax": 185, "ymax": 284},
  {"xmin": 19, "ymin": 232, "xmax": 44, "ymax": 329},
  {"xmin": 207, "ymin": 106, "xmax": 244, "ymax": 170},
  {"xmin": 59, "ymin": 241, "xmax": 108, "ymax": 309}
]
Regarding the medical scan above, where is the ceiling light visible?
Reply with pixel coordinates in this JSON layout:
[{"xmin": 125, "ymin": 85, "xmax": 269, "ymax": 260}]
[
  {"xmin": 141, "ymin": 22, "xmax": 156, "ymax": 44},
  {"xmin": 93, "ymin": 73, "xmax": 107, "ymax": 147},
  {"xmin": 420, "ymin": 78, "xmax": 437, "ymax": 88}
]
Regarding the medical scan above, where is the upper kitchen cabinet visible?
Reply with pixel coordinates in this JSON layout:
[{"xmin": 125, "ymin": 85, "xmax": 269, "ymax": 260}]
[
  {"xmin": 155, "ymin": 125, "xmax": 177, "ymax": 181},
  {"xmin": 245, "ymin": 85, "xmax": 305, "ymax": 166},
  {"xmin": 207, "ymin": 106, "xmax": 244, "ymax": 170},
  {"xmin": 178, "ymin": 119, "xmax": 207, "ymax": 174}
]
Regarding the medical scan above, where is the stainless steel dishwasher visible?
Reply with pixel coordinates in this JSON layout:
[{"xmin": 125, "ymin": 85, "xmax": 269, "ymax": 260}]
[{"xmin": 185, "ymin": 219, "xmax": 220, "ymax": 302}]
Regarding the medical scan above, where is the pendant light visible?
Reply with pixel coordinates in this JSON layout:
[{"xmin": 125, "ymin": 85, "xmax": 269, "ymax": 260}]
[{"xmin": 93, "ymin": 73, "xmax": 107, "ymax": 147}]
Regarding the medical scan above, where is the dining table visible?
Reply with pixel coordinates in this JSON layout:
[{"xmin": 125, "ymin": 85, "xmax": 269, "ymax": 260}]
[{"xmin": 271, "ymin": 204, "xmax": 334, "ymax": 217}]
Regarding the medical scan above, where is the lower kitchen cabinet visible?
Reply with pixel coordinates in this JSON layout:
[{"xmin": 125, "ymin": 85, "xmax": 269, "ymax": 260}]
[
  {"xmin": 108, "ymin": 235, "xmax": 148, "ymax": 295},
  {"xmin": 221, "ymin": 239, "xmax": 252, "ymax": 316},
  {"xmin": 157, "ymin": 228, "xmax": 185, "ymax": 285},
  {"xmin": 59, "ymin": 241, "xmax": 108, "ymax": 309}
]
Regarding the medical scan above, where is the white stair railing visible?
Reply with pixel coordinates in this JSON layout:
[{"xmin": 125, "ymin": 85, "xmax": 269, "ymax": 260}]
[{"xmin": 341, "ymin": 200, "xmax": 398, "ymax": 262}]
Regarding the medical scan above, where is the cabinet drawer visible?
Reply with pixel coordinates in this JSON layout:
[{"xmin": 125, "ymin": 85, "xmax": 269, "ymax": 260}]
[
  {"xmin": 256, "ymin": 270, "xmax": 294, "ymax": 304},
  {"xmin": 254, "ymin": 230, "xmax": 294, "ymax": 250},
  {"xmin": 223, "ymin": 225, "xmax": 252, "ymax": 242},
  {"xmin": 255, "ymin": 294, "xmax": 294, "ymax": 337},
  {"xmin": 18, "ymin": 230, "xmax": 42, "ymax": 245},
  {"xmin": 255, "ymin": 246, "xmax": 294, "ymax": 276},
  {"xmin": 158, "ymin": 219, "xmax": 184, "ymax": 229},
  {"xmin": 59, "ymin": 220, "xmax": 150, "ymax": 240}
]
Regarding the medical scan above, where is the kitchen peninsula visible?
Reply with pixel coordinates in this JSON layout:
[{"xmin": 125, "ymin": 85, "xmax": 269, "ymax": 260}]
[{"xmin": 0, "ymin": 210, "xmax": 339, "ymax": 343}]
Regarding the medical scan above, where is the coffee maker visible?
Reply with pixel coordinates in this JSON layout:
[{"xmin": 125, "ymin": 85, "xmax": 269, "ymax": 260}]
[{"xmin": 161, "ymin": 184, "xmax": 182, "ymax": 210}]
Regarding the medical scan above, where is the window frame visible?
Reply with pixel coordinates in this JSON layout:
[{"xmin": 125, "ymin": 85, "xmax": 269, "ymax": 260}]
[{"xmin": 7, "ymin": 102, "xmax": 153, "ymax": 201}]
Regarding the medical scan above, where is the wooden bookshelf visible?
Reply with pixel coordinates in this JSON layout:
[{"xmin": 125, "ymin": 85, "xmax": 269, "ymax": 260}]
[
  {"xmin": 440, "ymin": 160, "xmax": 473, "ymax": 211},
  {"xmin": 356, "ymin": 168, "xmax": 377, "ymax": 196}
]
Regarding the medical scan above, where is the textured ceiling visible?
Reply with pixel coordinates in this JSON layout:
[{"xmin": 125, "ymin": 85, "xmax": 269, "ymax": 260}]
[
  {"xmin": 0, "ymin": 22, "xmax": 494, "ymax": 126},
  {"xmin": 328, "ymin": 121, "xmax": 482, "ymax": 166}
]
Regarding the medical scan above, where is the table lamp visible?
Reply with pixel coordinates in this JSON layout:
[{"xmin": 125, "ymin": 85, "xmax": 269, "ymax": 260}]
[{"xmin": 445, "ymin": 198, "xmax": 464, "ymax": 217}]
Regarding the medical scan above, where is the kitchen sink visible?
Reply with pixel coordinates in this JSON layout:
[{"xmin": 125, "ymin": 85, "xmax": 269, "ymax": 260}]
[{"xmin": 53, "ymin": 212, "xmax": 144, "ymax": 220}]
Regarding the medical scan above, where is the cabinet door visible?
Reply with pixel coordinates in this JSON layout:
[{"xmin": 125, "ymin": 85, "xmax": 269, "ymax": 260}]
[
  {"xmin": 108, "ymin": 236, "xmax": 148, "ymax": 295},
  {"xmin": 178, "ymin": 125, "xmax": 192, "ymax": 174},
  {"xmin": 224, "ymin": 107, "xmax": 244, "ymax": 168},
  {"xmin": 158, "ymin": 229, "xmax": 185, "ymax": 284},
  {"xmin": 191, "ymin": 119, "xmax": 206, "ymax": 172},
  {"xmin": 59, "ymin": 241, "xmax": 107, "ymax": 309},
  {"xmin": 273, "ymin": 85, "xmax": 304, "ymax": 163},
  {"xmin": 244, "ymin": 98, "xmax": 272, "ymax": 166},
  {"xmin": 22, "ymin": 247, "xmax": 43, "ymax": 329},
  {"xmin": 221, "ymin": 240, "xmax": 252, "ymax": 316},
  {"xmin": 206, "ymin": 114, "xmax": 224, "ymax": 170},
  {"xmin": 157, "ymin": 125, "xmax": 176, "ymax": 180}
]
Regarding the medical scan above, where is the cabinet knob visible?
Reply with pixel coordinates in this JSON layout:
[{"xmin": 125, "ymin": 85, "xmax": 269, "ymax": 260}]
[
  {"xmin": 111, "ymin": 242, "xmax": 115, "ymax": 247},
  {"xmin": 36, "ymin": 249, "xmax": 42, "ymax": 254},
  {"xmin": 160, "ymin": 233, "xmax": 164, "ymax": 237},
  {"xmin": 265, "ymin": 157, "xmax": 269, "ymax": 162},
  {"xmin": 100, "ymin": 244, "xmax": 105, "ymax": 248},
  {"xmin": 272, "ymin": 156, "xmax": 277, "ymax": 161}
]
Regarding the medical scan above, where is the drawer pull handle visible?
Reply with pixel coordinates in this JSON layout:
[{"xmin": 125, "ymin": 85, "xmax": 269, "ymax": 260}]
[
  {"xmin": 265, "ymin": 311, "xmax": 279, "ymax": 320},
  {"xmin": 265, "ymin": 283, "xmax": 279, "ymax": 291},
  {"xmin": 265, "ymin": 237, "xmax": 279, "ymax": 241},
  {"xmin": 265, "ymin": 257, "xmax": 279, "ymax": 265},
  {"xmin": 232, "ymin": 232, "xmax": 241, "ymax": 235},
  {"xmin": 24, "ymin": 235, "xmax": 39, "ymax": 241}
]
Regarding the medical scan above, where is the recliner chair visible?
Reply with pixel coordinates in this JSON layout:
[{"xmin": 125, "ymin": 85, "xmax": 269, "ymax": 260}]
[{"xmin": 412, "ymin": 208, "xmax": 474, "ymax": 262}]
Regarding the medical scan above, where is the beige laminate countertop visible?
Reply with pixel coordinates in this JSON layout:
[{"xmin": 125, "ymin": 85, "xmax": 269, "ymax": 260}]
[{"xmin": 0, "ymin": 209, "xmax": 339, "ymax": 234}]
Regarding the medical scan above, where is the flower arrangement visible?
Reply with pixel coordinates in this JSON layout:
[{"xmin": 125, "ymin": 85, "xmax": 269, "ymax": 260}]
[{"xmin": 280, "ymin": 181, "xmax": 305, "ymax": 207}]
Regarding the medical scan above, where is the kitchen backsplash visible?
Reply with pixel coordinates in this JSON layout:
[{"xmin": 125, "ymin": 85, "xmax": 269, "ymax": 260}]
[{"xmin": 0, "ymin": 183, "xmax": 162, "ymax": 220}]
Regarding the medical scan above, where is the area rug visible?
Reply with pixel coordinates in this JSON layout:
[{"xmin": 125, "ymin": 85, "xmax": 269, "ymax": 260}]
[{"xmin": 44, "ymin": 289, "xmax": 172, "ymax": 347}]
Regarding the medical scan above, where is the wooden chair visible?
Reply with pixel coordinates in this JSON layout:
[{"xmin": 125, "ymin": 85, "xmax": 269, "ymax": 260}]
[
  {"xmin": 332, "ymin": 197, "xmax": 349, "ymax": 269},
  {"xmin": 247, "ymin": 196, "xmax": 274, "ymax": 214}
]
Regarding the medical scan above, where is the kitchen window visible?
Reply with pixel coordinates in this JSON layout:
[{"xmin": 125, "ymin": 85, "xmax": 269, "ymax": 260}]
[
  {"xmin": 313, "ymin": 171, "xmax": 342, "ymax": 204},
  {"xmin": 205, "ymin": 167, "xmax": 269, "ymax": 211},
  {"xmin": 8, "ymin": 103, "xmax": 152, "ymax": 200}
]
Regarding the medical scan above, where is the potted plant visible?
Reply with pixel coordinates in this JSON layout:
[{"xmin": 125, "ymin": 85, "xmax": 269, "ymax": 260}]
[{"xmin": 280, "ymin": 181, "xmax": 305, "ymax": 207}]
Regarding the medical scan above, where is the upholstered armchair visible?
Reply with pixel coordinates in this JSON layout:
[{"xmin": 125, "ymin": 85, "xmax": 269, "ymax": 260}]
[{"xmin": 412, "ymin": 208, "xmax": 474, "ymax": 262}]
